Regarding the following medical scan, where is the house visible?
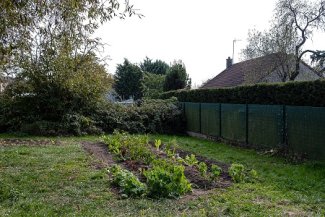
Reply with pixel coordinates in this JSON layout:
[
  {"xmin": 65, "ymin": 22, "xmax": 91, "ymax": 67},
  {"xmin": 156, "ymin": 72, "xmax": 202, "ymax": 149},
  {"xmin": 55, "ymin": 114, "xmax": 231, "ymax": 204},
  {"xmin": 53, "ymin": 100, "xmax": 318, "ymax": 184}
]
[{"xmin": 201, "ymin": 53, "xmax": 320, "ymax": 89}]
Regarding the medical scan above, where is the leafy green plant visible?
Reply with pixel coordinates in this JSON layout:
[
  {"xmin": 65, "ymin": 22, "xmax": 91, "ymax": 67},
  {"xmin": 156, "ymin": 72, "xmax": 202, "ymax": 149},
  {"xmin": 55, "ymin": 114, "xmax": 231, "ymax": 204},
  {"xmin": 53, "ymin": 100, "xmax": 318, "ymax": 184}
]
[
  {"xmin": 184, "ymin": 154, "xmax": 198, "ymax": 166},
  {"xmin": 166, "ymin": 148, "xmax": 176, "ymax": 159},
  {"xmin": 103, "ymin": 132, "xmax": 154, "ymax": 164},
  {"xmin": 144, "ymin": 159, "xmax": 192, "ymax": 198},
  {"xmin": 108, "ymin": 165, "xmax": 147, "ymax": 198},
  {"xmin": 154, "ymin": 139, "xmax": 162, "ymax": 151},
  {"xmin": 228, "ymin": 163, "xmax": 258, "ymax": 183},
  {"xmin": 210, "ymin": 164, "xmax": 222, "ymax": 179},
  {"xmin": 198, "ymin": 162, "xmax": 208, "ymax": 178},
  {"xmin": 228, "ymin": 163, "xmax": 245, "ymax": 183},
  {"xmin": 247, "ymin": 169, "xmax": 258, "ymax": 182}
]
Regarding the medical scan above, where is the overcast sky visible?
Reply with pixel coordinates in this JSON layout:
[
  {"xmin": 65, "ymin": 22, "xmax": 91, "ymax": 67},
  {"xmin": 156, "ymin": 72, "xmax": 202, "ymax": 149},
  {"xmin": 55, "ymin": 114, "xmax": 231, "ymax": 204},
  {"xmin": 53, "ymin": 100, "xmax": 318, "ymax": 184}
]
[{"xmin": 96, "ymin": 0, "xmax": 325, "ymax": 87}]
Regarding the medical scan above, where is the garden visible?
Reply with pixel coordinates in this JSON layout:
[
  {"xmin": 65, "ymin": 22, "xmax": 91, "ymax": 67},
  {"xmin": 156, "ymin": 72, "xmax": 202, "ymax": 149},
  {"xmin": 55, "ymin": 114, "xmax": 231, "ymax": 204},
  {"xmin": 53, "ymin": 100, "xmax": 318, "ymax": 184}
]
[{"xmin": 0, "ymin": 134, "xmax": 324, "ymax": 216}]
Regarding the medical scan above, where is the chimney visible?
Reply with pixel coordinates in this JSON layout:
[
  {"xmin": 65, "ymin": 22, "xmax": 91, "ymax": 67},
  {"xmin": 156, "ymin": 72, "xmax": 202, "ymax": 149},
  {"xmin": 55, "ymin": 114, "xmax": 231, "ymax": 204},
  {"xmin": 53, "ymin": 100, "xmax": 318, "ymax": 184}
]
[{"xmin": 226, "ymin": 57, "xmax": 233, "ymax": 69}]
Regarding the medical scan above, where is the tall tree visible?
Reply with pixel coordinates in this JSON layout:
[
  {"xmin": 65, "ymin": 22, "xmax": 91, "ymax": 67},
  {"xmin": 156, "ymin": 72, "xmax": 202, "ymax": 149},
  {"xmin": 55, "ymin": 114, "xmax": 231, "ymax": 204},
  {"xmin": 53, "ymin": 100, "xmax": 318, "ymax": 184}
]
[
  {"xmin": 114, "ymin": 59, "xmax": 143, "ymax": 100},
  {"xmin": 0, "ymin": 0, "xmax": 140, "ymax": 128},
  {"xmin": 140, "ymin": 57, "xmax": 170, "ymax": 75},
  {"xmin": 0, "ymin": 0, "xmax": 141, "ymax": 77},
  {"xmin": 311, "ymin": 50, "xmax": 325, "ymax": 74},
  {"xmin": 242, "ymin": 0, "xmax": 325, "ymax": 81},
  {"xmin": 141, "ymin": 72, "xmax": 165, "ymax": 98},
  {"xmin": 275, "ymin": 0, "xmax": 325, "ymax": 79},
  {"xmin": 163, "ymin": 61, "xmax": 191, "ymax": 91},
  {"xmin": 241, "ymin": 26, "xmax": 296, "ymax": 83}
]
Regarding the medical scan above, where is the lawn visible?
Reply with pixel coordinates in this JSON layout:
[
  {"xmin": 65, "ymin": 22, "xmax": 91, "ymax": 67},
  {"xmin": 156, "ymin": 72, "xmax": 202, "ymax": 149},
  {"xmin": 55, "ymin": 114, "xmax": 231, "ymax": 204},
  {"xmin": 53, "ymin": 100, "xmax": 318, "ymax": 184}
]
[{"xmin": 0, "ymin": 135, "xmax": 324, "ymax": 216}]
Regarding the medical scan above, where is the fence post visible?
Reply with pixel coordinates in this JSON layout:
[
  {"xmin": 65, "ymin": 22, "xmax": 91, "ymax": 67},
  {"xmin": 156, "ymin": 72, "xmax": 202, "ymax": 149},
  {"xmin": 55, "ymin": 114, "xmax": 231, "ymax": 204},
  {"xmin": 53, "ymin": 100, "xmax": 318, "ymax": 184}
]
[
  {"xmin": 245, "ymin": 104, "xmax": 249, "ymax": 144},
  {"xmin": 219, "ymin": 103, "xmax": 222, "ymax": 138},
  {"xmin": 282, "ymin": 105, "xmax": 288, "ymax": 151},
  {"xmin": 199, "ymin": 103, "xmax": 202, "ymax": 134}
]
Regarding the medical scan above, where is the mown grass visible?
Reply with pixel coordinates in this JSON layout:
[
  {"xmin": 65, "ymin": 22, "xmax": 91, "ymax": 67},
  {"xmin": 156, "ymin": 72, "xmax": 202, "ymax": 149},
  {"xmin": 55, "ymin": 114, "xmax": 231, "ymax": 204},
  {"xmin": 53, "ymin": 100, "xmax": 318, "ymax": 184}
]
[{"xmin": 0, "ymin": 134, "xmax": 324, "ymax": 216}]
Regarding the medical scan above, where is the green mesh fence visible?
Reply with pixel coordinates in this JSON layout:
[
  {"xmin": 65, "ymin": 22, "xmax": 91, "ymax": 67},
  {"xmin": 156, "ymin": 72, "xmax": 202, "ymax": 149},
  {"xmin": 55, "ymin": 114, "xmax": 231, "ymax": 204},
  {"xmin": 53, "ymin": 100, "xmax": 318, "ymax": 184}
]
[
  {"xmin": 287, "ymin": 106, "xmax": 325, "ymax": 160},
  {"xmin": 200, "ymin": 103, "xmax": 220, "ymax": 137},
  {"xmin": 184, "ymin": 102, "xmax": 200, "ymax": 133},
  {"xmin": 221, "ymin": 104, "xmax": 246, "ymax": 142},
  {"xmin": 248, "ymin": 105, "xmax": 284, "ymax": 148}
]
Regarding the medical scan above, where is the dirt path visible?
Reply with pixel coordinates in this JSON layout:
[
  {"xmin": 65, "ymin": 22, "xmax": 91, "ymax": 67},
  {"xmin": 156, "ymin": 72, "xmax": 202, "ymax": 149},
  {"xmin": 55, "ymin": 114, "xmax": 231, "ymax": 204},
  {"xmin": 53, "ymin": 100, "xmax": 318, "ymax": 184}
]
[
  {"xmin": 0, "ymin": 138, "xmax": 61, "ymax": 146},
  {"xmin": 81, "ymin": 141, "xmax": 115, "ymax": 169}
]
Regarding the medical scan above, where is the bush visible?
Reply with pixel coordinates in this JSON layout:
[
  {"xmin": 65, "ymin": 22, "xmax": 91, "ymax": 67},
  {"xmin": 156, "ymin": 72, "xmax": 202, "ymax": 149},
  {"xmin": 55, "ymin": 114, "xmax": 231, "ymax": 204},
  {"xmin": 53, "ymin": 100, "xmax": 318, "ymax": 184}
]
[
  {"xmin": 0, "ymin": 95, "xmax": 184, "ymax": 135},
  {"xmin": 160, "ymin": 80, "xmax": 325, "ymax": 107},
  {"xmin": 92, "ymin": 98, "xmax": 185, "ymax": 135},
  {"xmin": 108, "ymin": 165, "xmax": 147, "ymax": 198},
  {"xmin": 144, "ymin": 159, "xmax": 192, "ymax": 198}
]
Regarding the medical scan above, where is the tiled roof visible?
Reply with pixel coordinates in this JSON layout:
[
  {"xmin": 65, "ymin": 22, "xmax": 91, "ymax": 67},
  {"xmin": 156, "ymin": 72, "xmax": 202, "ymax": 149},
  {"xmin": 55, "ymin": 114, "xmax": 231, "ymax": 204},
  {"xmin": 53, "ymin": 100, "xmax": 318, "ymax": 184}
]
[{"xmin": 201, "ymin": 53, "xmax": 285, "ymax": 89}]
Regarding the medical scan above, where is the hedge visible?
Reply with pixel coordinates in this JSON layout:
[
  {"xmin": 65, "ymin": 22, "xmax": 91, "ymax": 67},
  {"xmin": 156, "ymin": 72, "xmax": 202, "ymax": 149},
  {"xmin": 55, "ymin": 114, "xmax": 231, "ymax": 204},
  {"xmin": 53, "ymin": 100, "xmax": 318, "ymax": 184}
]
[{"xmin": 160, "ymin": 80, "xmax": 325, "ymax": 107}]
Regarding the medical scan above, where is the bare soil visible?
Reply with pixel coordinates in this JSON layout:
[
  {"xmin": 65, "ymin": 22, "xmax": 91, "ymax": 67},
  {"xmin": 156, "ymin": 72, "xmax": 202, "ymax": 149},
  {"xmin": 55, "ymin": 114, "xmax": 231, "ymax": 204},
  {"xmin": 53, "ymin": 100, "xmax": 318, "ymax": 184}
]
[
  {"xmin": 0, "ymin": 138, "xmax": 61, "ymax": 146},
  {"xmin": 81, "ymin": 141, "xmax": 115, "ymax": 169}
]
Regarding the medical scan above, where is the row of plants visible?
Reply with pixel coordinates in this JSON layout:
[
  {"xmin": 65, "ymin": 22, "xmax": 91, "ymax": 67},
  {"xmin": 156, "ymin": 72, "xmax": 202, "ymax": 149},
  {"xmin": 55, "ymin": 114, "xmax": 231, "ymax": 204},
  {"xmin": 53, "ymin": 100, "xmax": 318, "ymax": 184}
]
[
  {"xmin": 160, "ymin": 80, "xmax": 325, "ymax": 107},
  {"xmin": 103, "ymin": 132, "xmax": 258, "ymax": 198}
]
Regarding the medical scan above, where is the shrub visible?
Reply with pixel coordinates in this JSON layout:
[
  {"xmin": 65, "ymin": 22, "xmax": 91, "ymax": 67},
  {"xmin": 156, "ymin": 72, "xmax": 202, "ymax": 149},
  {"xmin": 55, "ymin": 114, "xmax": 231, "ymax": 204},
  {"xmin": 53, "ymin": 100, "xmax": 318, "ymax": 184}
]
[
  {"xmin": 160, "ymin": 80, "xmax": 325, "ymax": 107},
  {"xmin": 0, "ymin": 95, "xmax": 184, "ymax": 136},
  {"xmin": 91, "ymin": 98, "xmax": 185, "ymax": 135},
  {"xmin": 108, "ymin": 165, "xmax": 147, "ymax": 198},
  {"xmin": 144, "ymin": 160, "xmax": 192, "ymax": 198}
]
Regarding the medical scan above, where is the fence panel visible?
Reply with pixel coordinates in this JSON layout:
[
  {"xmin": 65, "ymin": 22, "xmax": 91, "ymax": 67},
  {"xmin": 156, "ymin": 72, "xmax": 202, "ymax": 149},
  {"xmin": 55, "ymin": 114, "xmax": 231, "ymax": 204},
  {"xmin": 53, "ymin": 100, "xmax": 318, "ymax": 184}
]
[
  {"xmin": 221, "ymin": 104, "xmax": 246, "ymax": 142},
  {"xmin": 287, "ymin": 106, "xmax": 325, "ymax": 160},
  {"xmin": 184, "ymin": 102, "xmax": 200, "ymax": 133},
  {"xmin": 248, "ymin": 105, "xmax": 284, "ymax": 148},
  {"xmin": 201, "ymin": 103, "xmax": 220, "ymax": 137}
]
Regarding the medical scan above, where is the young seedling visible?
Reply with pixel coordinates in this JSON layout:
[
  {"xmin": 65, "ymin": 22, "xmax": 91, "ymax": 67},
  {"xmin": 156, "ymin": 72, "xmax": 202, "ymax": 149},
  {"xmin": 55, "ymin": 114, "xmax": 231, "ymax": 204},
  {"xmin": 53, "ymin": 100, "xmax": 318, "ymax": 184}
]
[
  {"xmin": 210, "ymin": 164, "xmax": 222, "ymax": 180},
  {"xmin": 184, "ymin": 154, "xmax": 198, "ymax": 166},
  {"xmin": 154, "ymin": 139, "xmax": 162, "ymax": 151},
  {"xmin": 198, "ymin": 162, "xmax": 208, "ymax": 178}
]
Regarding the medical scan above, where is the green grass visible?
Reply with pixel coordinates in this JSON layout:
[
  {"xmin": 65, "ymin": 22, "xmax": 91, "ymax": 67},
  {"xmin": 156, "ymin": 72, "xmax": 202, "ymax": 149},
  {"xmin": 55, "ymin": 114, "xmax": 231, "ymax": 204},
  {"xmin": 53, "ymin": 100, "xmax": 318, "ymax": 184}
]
[{"xmin": 0, "ymin": 134, "xmax": 324, "ymax": 216}]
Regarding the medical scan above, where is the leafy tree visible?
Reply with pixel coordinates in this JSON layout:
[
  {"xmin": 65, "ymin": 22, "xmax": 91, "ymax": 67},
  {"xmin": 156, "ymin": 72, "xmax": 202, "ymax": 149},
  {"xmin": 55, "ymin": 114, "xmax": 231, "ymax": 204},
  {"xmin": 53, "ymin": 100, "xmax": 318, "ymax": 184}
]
[
  {"xmin": 311, "ymin": 51, "xmax": 325, "ymax": 74},
  {"xmin": 140, "ymin": 57, "xmax": 169, "ymax": 75},
  {"xmin": 241, "ymin": 27, "xmax": 296, "ymax": 83},
  {"xmin": 114, "ymin": 59, "xmax": 143, "ymax": 100},
  {"xmin": 0, "ymin": 0, "xmax": 140, "ymax": 77},
  {"xmin": 163, "ymin": 61, "xmax": 191, "ymax": 91},
  {"xmin": 1, "ymin": 52, "xmax": 113, "ymax": 133},
  {"xmin": 242, "ymin": 0, "xmax": 325, "ymax": 81},
  {"xmin": 142, "ymin": 72, "xmax": 165, "ymax": 98},
  {"xmin": 275, "ymin": 0, "xmax": 325, "ymax": 80},
  {"xmin": 0, "ymin": 0, "xmax": 139, "ymax": 132}
]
